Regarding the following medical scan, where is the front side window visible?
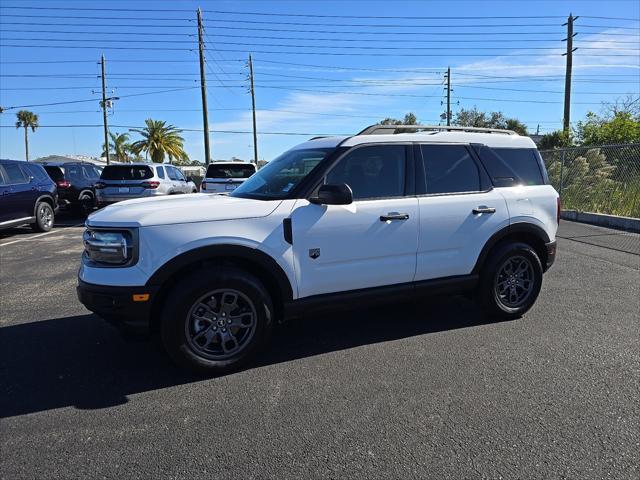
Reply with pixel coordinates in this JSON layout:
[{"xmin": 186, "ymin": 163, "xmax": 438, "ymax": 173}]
[
  {"xmin": 232, "ymin": 148, "xmax": 333, "ymax": 200},
  {"xmin": 166, "ymin": 166, "xmax": 179, "ymax": 180},
  {"xmin": 325, "ymin": 144, "xmax": 406, "ymax": 200},
  {"xmin": 421, "ymin": 145, "xmax": 481, "ymax": 195}
]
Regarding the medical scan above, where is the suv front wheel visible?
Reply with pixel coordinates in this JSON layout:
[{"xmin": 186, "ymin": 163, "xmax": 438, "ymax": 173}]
[
  {"xmin": 160, "ymin": 266, "xmax": 273, "ymax": 374},
  {"xmin": 477, "ymin": 242, "xmax": 543, "ymax": 319}
]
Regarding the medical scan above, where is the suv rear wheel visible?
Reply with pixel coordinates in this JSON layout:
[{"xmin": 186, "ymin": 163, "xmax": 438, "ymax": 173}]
[
  {"xmin": 160, "ymin": 266, "xmax": 273, "ymax": 374},
  {"xmin": 477, "ymin": 241, "xmax": 543, "ymax": 319},
  {"xmin": 32, "ymin": 201, "xmax": 54, "ymax": 232}
]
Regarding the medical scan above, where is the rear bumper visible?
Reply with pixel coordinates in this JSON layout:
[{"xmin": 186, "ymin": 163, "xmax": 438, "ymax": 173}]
[
  {"xmin": 544, "ymin": 240, "xmax": 557, "ymax": 271},
  {"xmin": 77, "ymin": 278, "xmax": 158, "ymax": 334}
]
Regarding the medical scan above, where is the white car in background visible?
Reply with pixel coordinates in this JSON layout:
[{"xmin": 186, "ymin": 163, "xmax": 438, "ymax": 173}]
[{"xmin": 200, "ymin": 162, "xmax": 257, "ymax": 193}]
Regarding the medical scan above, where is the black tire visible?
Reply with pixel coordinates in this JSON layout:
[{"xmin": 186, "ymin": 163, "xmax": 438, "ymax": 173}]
[
  {"xmin": 477, "ymin": 241, "xmax": 543, "ymax": 319},
  {"xmin": 77, "ymin": 192, "xmax": 95, "ymax": 217},
  {"xmin": 160, "ymin": 266, "xmax": 274, "ymax": 374},
  {"xmin": 31, "ymin": 201, "xmax": 55, "ymax": 232}
]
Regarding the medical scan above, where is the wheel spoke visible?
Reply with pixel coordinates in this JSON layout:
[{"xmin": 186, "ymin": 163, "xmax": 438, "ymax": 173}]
[
  {"xmin": 220, "ymin": 292, "xmax": 239, "ymax": 315},
  {"xmin": 229, "ymin": 312, "xmax": 254, "ymax": 329},
  {"xmin": 219, "ymin": 330, "xmax": 239, "ymax": 353}
]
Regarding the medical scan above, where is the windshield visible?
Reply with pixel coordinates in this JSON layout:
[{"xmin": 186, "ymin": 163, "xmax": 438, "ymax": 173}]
[
  {"xmin": 206, "ymin": 164, "xmax": 256, "ymax": 179},
  {"xmin": 231, "ymin": 148, "xmax": 333, "ymax": 200}
]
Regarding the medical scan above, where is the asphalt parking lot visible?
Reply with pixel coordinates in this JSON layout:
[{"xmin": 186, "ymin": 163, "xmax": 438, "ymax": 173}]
[{"xmin": 1, "ymin": 218, "xmax": 638, "ymax": 479}]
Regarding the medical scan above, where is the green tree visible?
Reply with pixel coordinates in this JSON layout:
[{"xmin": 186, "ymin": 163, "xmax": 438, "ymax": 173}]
[
  {"xmin": 454, "ymin": 107, "xmax": 528, "ymax": 135},
  {"xmin": 575, "ymin": 111, "xmax": 640, "ymax": 146},
  {"xmin": 15, "ymin": 110, "xmax": 39, "ymax": 161},
  {"xmin": 538, "ymin": 130, "xmax": 573, "ymax": 150},
  {"xmin": 379, "ymin": 112, "xmax": 418, "ymax": 125},
  {"xmin": 102, "ymin": 131, "xmax": 132, "ymax": 163},
  {"xmin": 130, "ymin": 119, "xmax": 189, "ymax": 164}
]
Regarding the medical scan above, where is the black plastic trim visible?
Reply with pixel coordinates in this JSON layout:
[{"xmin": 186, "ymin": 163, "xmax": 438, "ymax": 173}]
[
  {"xmin": 283, "ymin": 218, "xmax": 293, "ymax": 245},
  {"xmin": 471, "ymin": 222, "xmax": 551, "ymax": 275},
  {"xmin": 284, "ymin": 274, "xmax": 478, "ymax": 318},
  {"xmin": 77, "ymin": 279, "xmax": 157, "ymax": 333},
  {"xmin": 145, "ymin": 244, "xmax": 294, "ymax": 302}
]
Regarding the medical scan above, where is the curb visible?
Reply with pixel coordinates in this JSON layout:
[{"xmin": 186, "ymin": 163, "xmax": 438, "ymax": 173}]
[{"xmin": 561, "ymin": 210, "xmax": 640, "ymax": 234}]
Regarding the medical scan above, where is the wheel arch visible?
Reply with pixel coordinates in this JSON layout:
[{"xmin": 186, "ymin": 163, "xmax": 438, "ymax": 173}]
[
  {"xmin": 472, "ymin": 222, "xmax": 551, "ymax": 275},
  {"xmin": 147, "ymin": 244, "xmax": 293, "ymax": 332},
  {"xmin": 32, "ymin": 194, "xmax": 55, "ymax": 216}
]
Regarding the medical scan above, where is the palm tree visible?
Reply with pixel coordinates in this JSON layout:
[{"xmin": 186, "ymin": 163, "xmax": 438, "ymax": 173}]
[
  {"xmin": 102, "ymin": 131, "xmax": 132, "ymax": 163},
  {"xmin": 15, "ymin": 110, "xmax": 39, "ymax": 161},
  {"xmin": 130, "ymin": 119, "xmax": 189, "ymax": 164}
]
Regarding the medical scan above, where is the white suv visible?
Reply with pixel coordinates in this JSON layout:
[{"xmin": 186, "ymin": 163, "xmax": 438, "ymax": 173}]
[
  {"xmin": 200, "ymin": 161, "xmax": 257, "ymax": 193},
  {"xmin": 78, "ymin": 125, "xmax": 559, "ymax": 374}
]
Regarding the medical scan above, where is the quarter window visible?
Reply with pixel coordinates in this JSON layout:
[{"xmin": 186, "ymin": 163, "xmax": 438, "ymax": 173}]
[
  {"xmin": 475, "ymin": 147, "xmax": 545, "ymax": 186},
  {"xmin": 420, "ymin": 145, "xmax": 481, "ymax": 194},
  {"xmin": 156, "ymin": 166, "xmax": 165, "ymax": 179},
  {"xmin": 326, "ymin": 145, "xmax": 406, "ymax": 200}
]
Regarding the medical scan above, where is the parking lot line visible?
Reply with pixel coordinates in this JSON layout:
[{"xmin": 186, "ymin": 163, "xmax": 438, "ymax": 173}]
[{"xmin": 0, "ymin": 224, "xmax": 84, "ymax": 247}]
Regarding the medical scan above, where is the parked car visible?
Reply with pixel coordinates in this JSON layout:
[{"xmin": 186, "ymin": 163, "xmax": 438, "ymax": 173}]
[
  {"xmin": 41, "ymin": 161, "xmax": 101, "ymax": 216},
  {"xmin": 200, "ymin": 162, "xmax": 256, "ymax": 193},
  {"xmin": 95, "ymin": 163, "xmax": 197, "ymax": 208},
  {"xmin": 78, "ymin": 124, "xmax": 559, "ymax": 374},
  {"xmin": 0, "ymin": 159, "xmax": 57, "ymax": 232}
]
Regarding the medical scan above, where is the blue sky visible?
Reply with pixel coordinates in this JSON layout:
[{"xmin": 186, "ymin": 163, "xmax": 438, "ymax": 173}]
[{"xmin": 1, "ymin": 0, "xmax": 638, "ymax": 162}]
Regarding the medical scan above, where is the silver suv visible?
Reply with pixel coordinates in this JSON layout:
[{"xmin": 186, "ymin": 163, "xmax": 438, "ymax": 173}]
[
  {"xmin": 200, "ymin": 162, "xmax": 257, "ymax": 193},
  {"xmin": 96, "ymin": 163, "xmax": 197, "ymax": 207}
]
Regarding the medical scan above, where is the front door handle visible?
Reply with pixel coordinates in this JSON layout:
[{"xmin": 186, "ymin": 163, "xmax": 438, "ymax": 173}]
[
  {"xmin": 472, "ymin": 206, "xmax": 496, "ymax": 214},
  {"xmin": 380, "ymin": 212, "xmax": 410, "ymax": 222}
]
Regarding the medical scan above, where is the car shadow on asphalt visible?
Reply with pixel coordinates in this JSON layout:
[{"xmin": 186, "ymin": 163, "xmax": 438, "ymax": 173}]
[{"xmin": 0, "ymin": 296, "xmax": 507, "ymax": 419}]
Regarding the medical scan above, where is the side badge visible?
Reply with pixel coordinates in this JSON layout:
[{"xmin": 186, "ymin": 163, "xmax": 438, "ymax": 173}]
[{"xmin": 309, "ymin": 248, "xmax": 320, "ymax": 260}]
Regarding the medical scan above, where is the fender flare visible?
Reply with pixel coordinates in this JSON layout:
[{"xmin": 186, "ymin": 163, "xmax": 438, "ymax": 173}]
[
  {"xmin": 472, "ymin": 222, "xmax": 551, "ymax": 274},
  {"xmin": 145, "ymin": 244, "xmax": 294, "ymax": 303}
]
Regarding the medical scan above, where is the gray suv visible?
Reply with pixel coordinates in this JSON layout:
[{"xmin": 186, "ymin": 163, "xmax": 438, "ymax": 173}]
[{"xmin": 95, "ymin": 164, "xmax": 197, "ymax": 207}]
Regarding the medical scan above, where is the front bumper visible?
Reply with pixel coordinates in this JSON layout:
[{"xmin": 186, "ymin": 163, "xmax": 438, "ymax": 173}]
[
  {"xmin": 544, "ymin": 240, "xmax": 557, "ymax": 271},
  {"xmin": 77, "ymin": 279, "xmax": 158, "ymax": 333}
]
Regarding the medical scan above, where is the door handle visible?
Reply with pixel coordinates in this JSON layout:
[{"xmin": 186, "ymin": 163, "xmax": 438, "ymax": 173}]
[
  {"xmin": 380, "ymin": 212, "xmax": 410, "ymax": 222},
  {"xmin": 472, "ymin": 206, "xmax": 496, "ymax": 214}
]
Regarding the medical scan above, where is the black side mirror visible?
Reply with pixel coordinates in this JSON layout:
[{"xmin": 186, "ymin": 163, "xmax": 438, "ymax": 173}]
[
  {"xmin": 186, "ymin": 176, "xmax": 194, "ymax": 183},
  {"xmin": 310, "ymin": 183, "xmax": 353, "ymax": 205}
]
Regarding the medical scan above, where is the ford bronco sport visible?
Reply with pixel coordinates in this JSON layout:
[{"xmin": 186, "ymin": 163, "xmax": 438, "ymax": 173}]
[{"xmin": 78, "ymin": 125, "xmax": 559, "ymax": 374}]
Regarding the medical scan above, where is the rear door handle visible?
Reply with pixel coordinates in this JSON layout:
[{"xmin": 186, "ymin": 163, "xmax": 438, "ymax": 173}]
[
  {"xmin": 472, "ymin": 206, "xmax": 496, "ymax": 214},
  {"xmin": 380, "ymin": 212, "xmax": 410, "ymax": 222}
]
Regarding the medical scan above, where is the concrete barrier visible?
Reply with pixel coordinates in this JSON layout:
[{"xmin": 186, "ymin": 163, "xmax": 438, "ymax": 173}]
[{"xmin": 561, "ymin": 210, "xmax": 640, "ymax": 233}]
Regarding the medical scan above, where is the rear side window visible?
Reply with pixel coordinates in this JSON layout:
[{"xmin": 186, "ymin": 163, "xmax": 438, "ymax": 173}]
[
  {"xmin": 206, "ymin": 164, "xmax": 256, "ymax": 179},
  {"xmin": 2, "ymin": 163, "xmax": 29, "ymax": 184},
  {"xmin": 65, "ymin": 164, "xmax": 84, "ymax": 182},
  {"xmin": 420, "ymin": 145, "xmax": 481, "ymax": 195},
  {"xmin": 101, "ymin": 165, "xmax": 153, "ymax": 180},
  {"xmin": 156, "ymin": 166, "xmax": 165, "ymax": 179},
  {"xmin": 44, "ymin": 166, "xmax": 65, "ymax": 182},
  {"xmin": 473, "ymin": 146, "xmax": 545, "ymax": 186}
]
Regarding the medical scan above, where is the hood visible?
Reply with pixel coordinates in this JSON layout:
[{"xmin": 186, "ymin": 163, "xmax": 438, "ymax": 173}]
[{"xmin": 87, "ymin": 194, "xmax": 282, "ymax": 227}]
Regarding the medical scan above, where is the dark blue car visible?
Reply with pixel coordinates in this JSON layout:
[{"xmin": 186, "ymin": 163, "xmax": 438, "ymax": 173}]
[{"xmin": 0, "ymin": 159, "xmax": 58, "ymax": 232}]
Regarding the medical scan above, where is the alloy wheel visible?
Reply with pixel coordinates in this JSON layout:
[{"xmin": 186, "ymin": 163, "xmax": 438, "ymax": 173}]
[{"xmin": 494, "ymin": 255, "xmax": 535, "ymax": 308}]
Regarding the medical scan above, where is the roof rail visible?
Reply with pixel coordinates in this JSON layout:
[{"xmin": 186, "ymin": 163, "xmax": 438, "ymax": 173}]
[{"xmin": 357, "ymin": 124, "xmax": 517, "ymax": 136}]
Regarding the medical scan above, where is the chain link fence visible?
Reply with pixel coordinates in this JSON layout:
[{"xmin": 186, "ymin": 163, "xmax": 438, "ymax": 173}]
[{"xmin": 540, "ymin": 143, "xmax": 640, "ymax": 219}]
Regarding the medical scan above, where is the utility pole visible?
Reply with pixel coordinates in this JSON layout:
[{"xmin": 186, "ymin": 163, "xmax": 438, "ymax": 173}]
[
  {"xmin": 562, "ymin": 14, "xmax": 578, "ymax": 133},
  {"xmin": 100, "ymin": 54, "xmax": 110, "ymax": 165},
  {"xmin": 445, "ymin": 67, "xmax": 451, "ymax": 126},
  {"xmin": 248, "ymin": 54, "xmax": 258, "ymax": 165},
  {"xmin": 197, "ymin": 8, "xmax": 211, "ymax": 164}
]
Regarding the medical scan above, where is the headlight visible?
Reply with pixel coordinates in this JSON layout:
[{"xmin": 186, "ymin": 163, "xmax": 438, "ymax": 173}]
[{"xmin": 83, "ymin": 228, "xmax": 137, "ymax": 267}]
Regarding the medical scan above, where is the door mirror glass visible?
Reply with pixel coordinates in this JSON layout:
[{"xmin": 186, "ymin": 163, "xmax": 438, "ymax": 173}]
[{"xmin": 311, "ymin": 183, "xmax": 353, "ymax": 205}]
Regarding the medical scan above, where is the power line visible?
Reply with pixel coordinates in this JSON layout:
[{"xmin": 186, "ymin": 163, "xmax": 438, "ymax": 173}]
[{"xmin": 1, "ymin": 87, "xmax": 198, "ymax": 110}]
